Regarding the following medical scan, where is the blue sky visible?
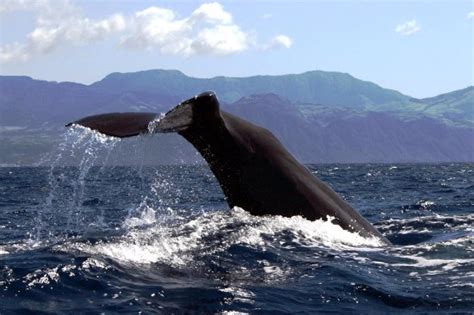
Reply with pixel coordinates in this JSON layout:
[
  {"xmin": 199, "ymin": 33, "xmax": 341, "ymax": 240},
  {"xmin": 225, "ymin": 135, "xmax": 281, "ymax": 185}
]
[{"xmin": 0, "ymin": 0, "xmax": 472, "ymax": 98}]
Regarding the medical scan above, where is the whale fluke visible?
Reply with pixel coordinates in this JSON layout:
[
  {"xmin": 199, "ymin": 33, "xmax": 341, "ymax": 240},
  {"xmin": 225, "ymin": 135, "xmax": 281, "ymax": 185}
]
[
  {"xmin": 67, "ymin": 92, "xmax": 391, "ymax": 245},
  {"xmin": 66, "ymin": 112, "xmax": 159, "ymax": 138}
]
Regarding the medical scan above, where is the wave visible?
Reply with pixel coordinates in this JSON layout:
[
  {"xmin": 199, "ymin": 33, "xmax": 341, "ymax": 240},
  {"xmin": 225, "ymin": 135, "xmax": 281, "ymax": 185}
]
[{"xmin": 57, "ymin": 207, "xmax": 384, "ymax": 267}]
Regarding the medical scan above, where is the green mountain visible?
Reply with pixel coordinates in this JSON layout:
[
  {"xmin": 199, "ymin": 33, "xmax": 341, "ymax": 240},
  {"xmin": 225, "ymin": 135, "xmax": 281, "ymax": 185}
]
[
  {"xmin": 91, "ymin": 69, "xmax": 410, "ymax": 109},
  {"xmin": 0, "ymin": 70, "xmax": 472, "ymax": 164},
  {"xmin": 420, "ymin": 86, "xmax": 474, "ymax": 126},
  {"xmin": 91, "ymin": 69, "xmax": 473, "ymax": 127}
]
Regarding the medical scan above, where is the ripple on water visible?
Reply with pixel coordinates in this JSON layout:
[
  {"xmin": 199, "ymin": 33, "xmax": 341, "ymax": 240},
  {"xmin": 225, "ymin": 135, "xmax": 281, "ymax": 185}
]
[{"xmin": 0, "ymin": 127, "xmax": 472, "ymax": 313}]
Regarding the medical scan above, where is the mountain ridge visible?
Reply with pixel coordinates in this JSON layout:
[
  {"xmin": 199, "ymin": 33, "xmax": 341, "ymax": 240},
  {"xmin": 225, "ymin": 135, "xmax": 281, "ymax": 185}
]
[
  {"xmin": 90, "ymin": 69, "xmax": 412, "ymax": 109},
  {"xmin": 0, "ymin": 70, "xmax": 472, "ymax": 165}
]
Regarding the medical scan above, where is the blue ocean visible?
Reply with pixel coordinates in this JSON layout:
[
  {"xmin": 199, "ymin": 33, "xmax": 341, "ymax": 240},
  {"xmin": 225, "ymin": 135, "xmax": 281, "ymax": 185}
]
[{"xmin": 1, "ymin": 128, "xmax": 473, "ymax": 313}]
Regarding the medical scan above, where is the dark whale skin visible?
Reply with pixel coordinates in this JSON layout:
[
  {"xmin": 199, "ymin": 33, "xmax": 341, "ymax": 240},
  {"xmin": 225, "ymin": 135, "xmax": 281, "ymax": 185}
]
[
  {"xmin": 178, "ymin": 98, "xmax": 390, "ymax": 244},
  {"xmin": 67, "ymin": 92, "xmax": 390, "ymax": 244}
]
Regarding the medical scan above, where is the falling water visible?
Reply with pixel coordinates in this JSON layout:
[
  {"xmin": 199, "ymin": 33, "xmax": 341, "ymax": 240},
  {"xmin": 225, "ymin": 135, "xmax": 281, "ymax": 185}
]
[
  {"xmin": 1, "ymin": 125, "xmax": 472, "ymax": 313},
  {"xmin": 33, "ymin": 126, "xmax": 120, "ymax": 242}
]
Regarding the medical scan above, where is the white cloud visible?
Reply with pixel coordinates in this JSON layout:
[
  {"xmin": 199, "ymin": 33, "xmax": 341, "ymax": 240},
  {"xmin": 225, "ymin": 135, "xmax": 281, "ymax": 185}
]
[
  {"xmin": 120, "ymin": 7, "xmax": 189, "ymax": 53},
  {"xmin": 190, "ymin": 2, "xmax": 232, "ymax": 25},
  {"xmin": 192, "ymin": 25, "xmax": 248, "ymax": 55},
  {"xmin": 0, "ymin": 0, "xmax": 125, "ymax": 63},
  {"xmin": 262, "ymin": 13, "xmax": 272, "ymax": 20},
  {"xmin": 395, "ymin": 19, "xmax": 421, "ymax": 36},
  {"xmin": 263, "ymin": 35, "xmax": 293, "ymax": 50},
  {"xmin": 1, "ymin": 0, "xmax": 77, "ymax": 21},
  {"xmin": 121, "ymin": 2, "xmax": 248, "ymax": 56},
  {"xmin": 0, "ymin": 43, "xmax": 29, "ymax": 63},
  {"xmin": 468, "ymin": 11, "xmax": 474, "ymax": 19},
  {"xmin": 30, "ymin": 14, "xmax": 126, "ymax": 52},
  {"xmin": 0, "ymin": 0, "xmax": 41, "ymax": 14},
  {"xmin": 1, "ymin": 1, "xmax": 291, "ymax": 63}
]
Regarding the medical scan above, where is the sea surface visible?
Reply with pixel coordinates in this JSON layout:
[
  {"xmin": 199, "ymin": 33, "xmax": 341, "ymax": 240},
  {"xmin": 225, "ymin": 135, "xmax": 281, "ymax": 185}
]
[{"xmin": 0, "ymin": 128, "xmax": 473, "ymax": 314}]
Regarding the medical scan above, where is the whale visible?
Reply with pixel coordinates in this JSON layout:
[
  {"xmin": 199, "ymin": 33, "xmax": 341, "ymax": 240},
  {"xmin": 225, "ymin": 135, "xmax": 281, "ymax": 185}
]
[{"xmin": 67, "ymin": 91, "xmax": 391, "ymax": 245}]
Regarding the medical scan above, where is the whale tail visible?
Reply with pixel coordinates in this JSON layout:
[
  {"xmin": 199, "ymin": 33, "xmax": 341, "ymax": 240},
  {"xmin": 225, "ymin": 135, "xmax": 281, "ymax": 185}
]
[
  {"xmin": 65, "ymin": 112, "xmax": 160, "ymax": 138},
  {"xmin": 66, "ymin": 92, "xmax": 217, "ymax": 137}
]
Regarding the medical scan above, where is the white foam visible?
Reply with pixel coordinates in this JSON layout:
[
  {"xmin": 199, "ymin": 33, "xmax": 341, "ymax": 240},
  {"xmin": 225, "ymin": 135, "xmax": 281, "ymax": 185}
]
[
  {"xmin": 25, "ymin": 267, "xmax": 60, "ymax": 288},
  {"xmin": 81, "ymin": 258, "xmax": 109, "ymax": 270},
  {"xmin": 381, "ymin": 213, "xmax": 474, "ymax": 228},
  {"xmin": 397, "ymin": 227, "xmax": 432, "ymax": 234},
  {"xmin": 416, "ymin": 199, "xmax": 435, "ymax": 209},
  {"xmin": 393, "ymin": 255, "xmax": 474, "ymax": 269},
  {"xmin": 220, "ymin": 286, "xmax": 256, "ymax": 304},
  {"xmin": 123, "ymin": 202, "xmax": 158, "ymax": 228},
  {"xmin": 58, "ymin": 207, "xmax": 384, "ymax": 267}
]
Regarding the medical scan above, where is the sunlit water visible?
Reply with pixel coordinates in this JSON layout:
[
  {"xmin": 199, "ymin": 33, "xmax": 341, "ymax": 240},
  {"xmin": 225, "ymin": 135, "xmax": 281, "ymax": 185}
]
[{"xmin": 0, "ymin": 128, "xmax": 473, "ymax": 313}]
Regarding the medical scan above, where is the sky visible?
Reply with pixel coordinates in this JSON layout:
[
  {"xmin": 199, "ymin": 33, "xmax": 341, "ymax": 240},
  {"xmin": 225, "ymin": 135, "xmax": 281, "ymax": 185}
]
[{"xmin": 0, "ymin": 0, "xmax": 472, "ymax": 98}]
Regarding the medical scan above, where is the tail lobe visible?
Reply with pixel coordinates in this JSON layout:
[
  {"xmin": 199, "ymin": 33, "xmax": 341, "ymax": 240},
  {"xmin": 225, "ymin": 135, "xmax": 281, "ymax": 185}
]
[{"xmin": 66, "ymin": 112, "xmax": 159, "ymax": 138}]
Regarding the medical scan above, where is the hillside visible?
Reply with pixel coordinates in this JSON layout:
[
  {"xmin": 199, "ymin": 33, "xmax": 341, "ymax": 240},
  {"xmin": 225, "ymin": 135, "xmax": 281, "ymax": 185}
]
[
  {"xmin": 225, "ymin": 94, "xmax": 473, "ymax": 163},
  {"xmin": 91, "ymin": 69, "xmax": 473, "ymax": 127},
  {"xmin": 0, "ymin": 70, "xmax": 472, "ymax": 165},
  {"xmin": 420, "ymin": 86, "xmax": 474, "ymax": 127},
  {"xmin": 91, "ymin": 69, "xmax": 410, "ymax": 109}
]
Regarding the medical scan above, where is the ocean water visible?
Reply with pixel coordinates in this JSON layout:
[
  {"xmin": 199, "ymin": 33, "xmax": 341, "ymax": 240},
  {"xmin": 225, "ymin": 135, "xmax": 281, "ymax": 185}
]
[{"xmin": 0, "ymin": 128, "xmax": 473, "ymax": 314}]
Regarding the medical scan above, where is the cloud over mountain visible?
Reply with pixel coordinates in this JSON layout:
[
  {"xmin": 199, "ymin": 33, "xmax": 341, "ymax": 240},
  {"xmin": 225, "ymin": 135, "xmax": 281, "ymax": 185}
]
[
  {"xmin": 0, "ymin": 1, "xmax": 292, "ymax": 62},
  {"xmin": 263, "ymin": 35, "xmax": 293, "ymax": 51},
  {"xmin": 0, "ymin": 0, "xmax": 125, "ymax": 63},
  {"xmin": 121, "ymin": 3, "xmax": 248, "ymax": 56}
]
